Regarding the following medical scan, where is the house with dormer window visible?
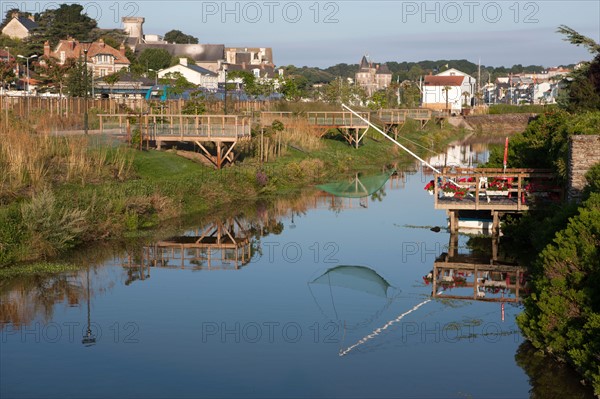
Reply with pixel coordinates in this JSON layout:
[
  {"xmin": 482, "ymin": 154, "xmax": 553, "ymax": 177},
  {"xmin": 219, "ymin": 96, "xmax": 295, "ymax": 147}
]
[{"xmin": 43, "ymin": 38, "xmax": 130, "ymax": 77}]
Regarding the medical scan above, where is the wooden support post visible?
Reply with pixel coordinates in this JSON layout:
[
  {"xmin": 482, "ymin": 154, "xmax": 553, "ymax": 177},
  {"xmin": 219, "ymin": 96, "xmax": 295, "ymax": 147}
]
[
  {"xmin": 492, "ymin": 232, "xmax": 499, "ymax": 262},
  {"xmin": 449, "ymin": 232, "xmax": 459, "ymax": 258},
  {"xmin": 432, "ymin": 264, "xmax": 437, "ymax": 297},
  {"xmin": 474, "ymin": 266, "xmax": 479, "ymax": 299},
  {"xmin": 216, "ymin": 141, "xmax": 222, "ymax": 169},
  {"xmin": 515, "ymin": 270, "xmax": 520, "ymax": 301},
  {"xmin": 492, "ymin": 211, "xmax": 500, "ymax": 236},
  {"xmin": 449, "ymin": 210, "xmax": 458, "ymax": 233}
]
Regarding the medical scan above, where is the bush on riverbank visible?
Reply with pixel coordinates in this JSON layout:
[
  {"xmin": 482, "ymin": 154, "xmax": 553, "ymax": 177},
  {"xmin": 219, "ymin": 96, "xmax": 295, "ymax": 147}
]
[
  {"xmin": 517, "ymin": 191, "xmax": 600, "ymax": 395},
  {"xmin": 506, "ymin": 161, "xmax": 600, "ymax": 395},
  {"xmin": 486, "ymin": 110, "xmax": 600, "ymax": 182},
  {"xmin": 486, "ymin": 108, "xmax": 600, "ymax": 393}
]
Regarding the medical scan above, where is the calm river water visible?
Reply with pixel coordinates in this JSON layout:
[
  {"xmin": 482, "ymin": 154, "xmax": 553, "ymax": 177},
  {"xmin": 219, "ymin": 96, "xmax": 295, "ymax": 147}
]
[{"xmin": 1, "ymin": 143, "xmax": 594, "ymax": 398}]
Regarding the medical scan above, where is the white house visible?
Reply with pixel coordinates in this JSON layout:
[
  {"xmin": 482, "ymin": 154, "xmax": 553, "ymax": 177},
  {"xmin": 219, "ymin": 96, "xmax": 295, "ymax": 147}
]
[
  {"xmin": 422, "ymin": 68, "xmax": 477, "ymax": 114},
  {"xmin": 422, "ymin": 75, "xmax": 464, "ymax": 114},
  {"xmin": 157, "ymin": 58, "xmax": 219, "ymax": 89},
  {"xmin": 437, "ymin": 68, "xmax": 476, "ymax": 105}
]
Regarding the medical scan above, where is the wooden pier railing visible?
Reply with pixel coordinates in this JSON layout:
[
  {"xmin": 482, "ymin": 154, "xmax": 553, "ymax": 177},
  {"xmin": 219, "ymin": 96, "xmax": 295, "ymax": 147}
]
[
  {"xmin": 433, "ymin": 167, "xmax": 561, "ymax": 212},
  {"xmin": 98, "ymin": 113, "xmax": 252, "ymax": 141},
  {"xmin": 306, "ymin": 111, "xmax": 370, "ymax": 127}
]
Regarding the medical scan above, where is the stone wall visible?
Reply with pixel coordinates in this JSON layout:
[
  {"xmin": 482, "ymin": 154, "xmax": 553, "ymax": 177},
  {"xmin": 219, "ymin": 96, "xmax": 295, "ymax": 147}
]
[
  {"xmin": 465, "ymin": 114, "xmax": 537, "ymax": 135},
  {"xmin": 568, "ymin": 135, "xmax": 600, "ymax": 202}
]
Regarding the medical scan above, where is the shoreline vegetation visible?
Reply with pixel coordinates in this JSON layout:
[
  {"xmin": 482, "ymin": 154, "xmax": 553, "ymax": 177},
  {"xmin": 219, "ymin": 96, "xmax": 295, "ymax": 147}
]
[
  {"xmin": 485, "ymin": 109, "xmax": 600, "ymax": 396},
  {"xmin": 0, "ymin": 103, "xmax": 469, "ymax": 272}
]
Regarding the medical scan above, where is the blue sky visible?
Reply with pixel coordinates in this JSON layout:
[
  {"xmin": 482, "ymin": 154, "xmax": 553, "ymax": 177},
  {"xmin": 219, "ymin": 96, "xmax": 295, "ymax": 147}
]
[{"xmin": 13, "ymin": 1, "xmax": 600, "ymax": 67}]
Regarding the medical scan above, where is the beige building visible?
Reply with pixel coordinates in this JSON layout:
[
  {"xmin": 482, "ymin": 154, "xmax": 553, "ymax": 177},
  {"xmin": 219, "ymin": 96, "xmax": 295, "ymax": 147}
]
[
  {"xmin": 355, "ymin": 56, "xmax": 392, "ymax": 96},
  {"xmin": 1, "ymin": 12, "xmax": 38, "ymax": 40},
  {"xmin": 44, "ymin": 38, "xmax": 130, "ymax": 77}
]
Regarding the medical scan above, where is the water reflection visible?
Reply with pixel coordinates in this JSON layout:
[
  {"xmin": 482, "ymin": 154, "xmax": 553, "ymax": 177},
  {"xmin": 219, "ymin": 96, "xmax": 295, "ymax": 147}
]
[
  {"xmin": 308, "ymin": 265, "xmax": 399, "ymax": 331},
  {"xmin": 2, "ymin": 151, "xmax": 592, "ymax": 398},
  {"xmin": 516, "ymin": 342, "xmax": 596, "ymax": 399},
  {"xmin": 427, "ymin": 141, "xmax": 490, "ymax": 170},
  {"xmin": 138, "ymin": 218, "xmax": 254, "ymax": 271},
  {"xmin": 427, "ymin": 232, "xmax": 528, "ymax": 318}
]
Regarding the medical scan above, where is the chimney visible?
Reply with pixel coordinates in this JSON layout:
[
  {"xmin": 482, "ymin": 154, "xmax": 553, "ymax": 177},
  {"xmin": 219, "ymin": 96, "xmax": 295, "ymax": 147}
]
[
  {"xmin": 44, "ymin": 41, "xmax": 50, "ymax": 58},
  {"xmin": 179, "ymin": 58, "xmax": 188, "ymax": 66},
  {"xmin": 11, "ymin": 12, "xmax": 18, "ymax": 19},
  {"xmin": 99, "ymin": 38, "xmax": 105, "ymax": 47},
  {"xmin": 28, "ymin": 15, "xmax": 35, "ymax": 22},
  {"xmin": 242, "ymin": 62, "xmax": 246, "ymax": 69},
  {"xmin": 119, "ymin": 43, "xmax": 126, "ymax": 57}
]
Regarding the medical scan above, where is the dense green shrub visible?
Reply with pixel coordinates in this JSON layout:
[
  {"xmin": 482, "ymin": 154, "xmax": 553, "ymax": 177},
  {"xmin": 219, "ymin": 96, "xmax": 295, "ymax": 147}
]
[
  {"xmin": 517, "ymin": 193, "xmax": 600, "ymax": 395},
  {"xmin": 487, "ymin": 110, "xmax": 600, "ymax": 182}
]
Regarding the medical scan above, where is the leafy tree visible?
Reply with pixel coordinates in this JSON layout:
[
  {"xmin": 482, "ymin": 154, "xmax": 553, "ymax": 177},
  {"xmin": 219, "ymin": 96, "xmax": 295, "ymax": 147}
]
[
  {"xmin": 158, "ymin": 72, "xmax": 195, "ymax": 96},
  {"xmin": 164, "ymin": 30, "xmax": 198, "ymax": 44},
  {"xmin": 39, "ymin": 56, "xmax": 74, "ymax": 97},
  {"xmin": 102, "ymin": 69, "xmax": 124, "ymax": 96},
  {"xmin": 368, "ymin": 90, "xmax": 388, "ymax": 110},
  {"xmin": 226, "ymin": 70, "xmax": 270, "ymax": 97},
  {"xmin": 399, "ymin": 81, "xmax": 421, "ymax": 107},
  {"xmin": 34, "ymin": 4, "xmax": 97, "ymax": 46},
  {"xmin": 0, "ymin": 60, "xmax": 16, "ymax": 89},
  {"xmin": 136, "ymin": 48, "xmax": 172, "ymax": 73},
  {"xmin": 66, "ymin": 55, "xmax": 90, "ymax": 97},
  {"xmin": 279, "ymin": 75, "xmax": 308, "ymax": 101},
  {"xmin": 320, "ymin": 77, "xmax": 366, "ymax": 105},
  {"xmin": 556, "ymin": 25, "xmax": 600, "ymax": 112},
  {"xmin": 407, "ymin": 65, "xmax": 424, "ymax": 82}
]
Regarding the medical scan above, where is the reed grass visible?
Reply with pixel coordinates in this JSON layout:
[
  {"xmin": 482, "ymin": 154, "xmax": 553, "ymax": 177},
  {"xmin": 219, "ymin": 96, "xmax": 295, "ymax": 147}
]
[{"xmin": 0, "ymin": 116, "xmax": 132, "ymax": 201}]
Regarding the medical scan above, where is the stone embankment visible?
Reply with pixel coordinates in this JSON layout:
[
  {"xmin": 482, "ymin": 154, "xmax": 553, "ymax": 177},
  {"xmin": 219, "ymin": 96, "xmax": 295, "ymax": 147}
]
[{"xmin": 464, "ymin": 114, "xmax": 538, "ymax": 135}]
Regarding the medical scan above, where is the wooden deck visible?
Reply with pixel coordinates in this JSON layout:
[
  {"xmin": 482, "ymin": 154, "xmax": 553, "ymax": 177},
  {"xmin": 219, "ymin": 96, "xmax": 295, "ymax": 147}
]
[
  {"xmin": 98, "ymin": 113, "xmax": 251, "ymax": 168},
  {"xmin": 306, "ymin": 111, "xmax": 370, "ymax": 148},
  {"xmin": 374, "ymin": 109, "xmax": 446, "ymax": 138},
  {"xmin": 431, "ymin": 167, "xmax": 561, "ymax": 233}
]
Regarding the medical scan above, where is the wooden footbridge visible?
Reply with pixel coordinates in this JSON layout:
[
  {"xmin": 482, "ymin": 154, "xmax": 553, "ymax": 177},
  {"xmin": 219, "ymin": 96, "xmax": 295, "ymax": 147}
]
[
  {"xmin": 98, "ymin": 114, "xmax": 251, "ymax": 168},
  {"xmin": 431, "ymin": 167, "xmax": 562, "ymax": 233},
  {"xmin": 374, "ymin": 109, "xmax": 435, "ymax": 138},
  {"xmin": 96, "ymin": 107, "xmax": 446, "ymax": 167},
  {"xmin": 259, "ymin": 111, "xmax": 371, "ymax": 148}
]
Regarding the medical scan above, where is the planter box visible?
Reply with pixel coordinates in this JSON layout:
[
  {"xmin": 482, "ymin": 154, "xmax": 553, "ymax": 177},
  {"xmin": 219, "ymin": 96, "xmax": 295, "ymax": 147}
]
[
  {"xmin": 442, "ymin": 191, "xmax": 457, "ymax": 197},
  {"xmin": 486, "ymin": 190, "xmax": 509, "ymax": 196}
]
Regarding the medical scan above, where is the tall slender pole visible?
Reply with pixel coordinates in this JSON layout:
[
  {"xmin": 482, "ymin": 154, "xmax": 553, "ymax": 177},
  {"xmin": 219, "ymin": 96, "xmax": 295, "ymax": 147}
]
[
  {"xmin": 84, "ymin": 48, "xmax": 89, "ymax": 135},
  {"xmin": 341, "ymin": 104, "xmax": 468, "ymax": 191},
  {"xmin": 223, "ymin": 66, "xmax": 228, "ymax": 115}
]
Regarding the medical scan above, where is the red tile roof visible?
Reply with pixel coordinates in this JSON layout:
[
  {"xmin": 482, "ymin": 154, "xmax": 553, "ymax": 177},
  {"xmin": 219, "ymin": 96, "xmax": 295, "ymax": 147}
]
[
  {"xmin": 424, "ymin": 75, "xmax": 464, "ymax": 86},
  {"xmin": 47, "ymin": 39, "xmax": 130, "ymax": 65}
]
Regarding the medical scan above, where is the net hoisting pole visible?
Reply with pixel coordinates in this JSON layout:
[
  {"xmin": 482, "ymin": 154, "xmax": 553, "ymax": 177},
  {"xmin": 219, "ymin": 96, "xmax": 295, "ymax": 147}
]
[
  {"xmin": 343, "ymin": 104, "xmax": 441, "ymax": 173},
  {"xmin": 341, "ymin": 104, "xmax": 466, "ymax": 190}
]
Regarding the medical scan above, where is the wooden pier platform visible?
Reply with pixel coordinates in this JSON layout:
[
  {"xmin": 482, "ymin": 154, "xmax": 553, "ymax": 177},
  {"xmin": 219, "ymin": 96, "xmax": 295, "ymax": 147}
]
[
  {"xmin": 98, "ymin": 113, "xmax": 251, "ymax": 168},
  {"xmin": 432, "ymin": 167, "xmax": 561, "ymax": 234},
  {"xmin": 306, "ymin": 111, "xmax": 370, "ymax": 148}
]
